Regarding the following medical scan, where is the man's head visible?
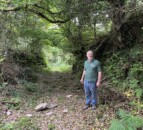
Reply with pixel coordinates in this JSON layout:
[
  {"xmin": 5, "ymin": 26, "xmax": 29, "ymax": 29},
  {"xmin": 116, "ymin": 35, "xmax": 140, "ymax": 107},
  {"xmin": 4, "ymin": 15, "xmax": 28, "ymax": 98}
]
[{"xmin": 86, "ymin": 50, "xmax": 94, "ymax": 61}]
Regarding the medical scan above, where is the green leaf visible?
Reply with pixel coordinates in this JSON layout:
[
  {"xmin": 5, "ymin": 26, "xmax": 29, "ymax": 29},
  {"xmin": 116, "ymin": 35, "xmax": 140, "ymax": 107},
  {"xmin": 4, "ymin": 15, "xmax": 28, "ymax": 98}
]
[
  {"xmin": 127, "ymin": 125, "xmax": 136, "ymax": 130},
  {"xmin": 135, "ymin": 88, "xmax": 143, "ymax": 98},
  {"xmin": 109, "ymin": 119, "xmax": 126, "ymax": 130}
]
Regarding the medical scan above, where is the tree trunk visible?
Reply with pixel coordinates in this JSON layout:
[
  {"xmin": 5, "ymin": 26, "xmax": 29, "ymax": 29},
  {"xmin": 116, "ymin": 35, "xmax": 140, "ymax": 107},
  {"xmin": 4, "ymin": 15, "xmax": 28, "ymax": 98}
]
[{"xmin": 109, "ymin": 0, "xmax": 126, "ymax": 48}]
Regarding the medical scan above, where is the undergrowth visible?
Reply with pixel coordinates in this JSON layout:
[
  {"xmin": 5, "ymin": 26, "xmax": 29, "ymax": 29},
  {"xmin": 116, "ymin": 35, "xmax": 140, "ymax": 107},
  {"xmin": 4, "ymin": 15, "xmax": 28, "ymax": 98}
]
[
  {"xmin": 0, "ymin": 116, "xmax": 40, "ymax": 130},
  {"xmin": 105, "ymin": 44, "xmax": 143, "ymax": 129},
  {"xmin": 104, "ymin": 44, "xmax": 143, "ymax": 101},
  {"xmin": 109, "ymin": 109, "xmax": 143, "ymax": 130}
]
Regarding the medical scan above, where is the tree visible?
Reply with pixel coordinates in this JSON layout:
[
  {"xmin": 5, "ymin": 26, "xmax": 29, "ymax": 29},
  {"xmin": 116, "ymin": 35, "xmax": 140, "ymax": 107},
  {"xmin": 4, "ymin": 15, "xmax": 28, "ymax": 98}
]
[{"xmin": 1, "ymin": 0, "xmax": 143, "ymax": 60}]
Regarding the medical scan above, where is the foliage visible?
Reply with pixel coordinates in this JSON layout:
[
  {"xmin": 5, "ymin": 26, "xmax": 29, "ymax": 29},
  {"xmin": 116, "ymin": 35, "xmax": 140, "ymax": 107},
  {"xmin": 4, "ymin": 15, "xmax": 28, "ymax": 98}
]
[
  {"xmin": 109, "ymin": 109, "xmax": 143, "ymax": 130},
  {"xmin": 47, "ymin": 124, "xmax": 55, "ymax": 130},
  {"xmin": 0, "ymin": 117, "xmax": 40, "ymax": 130},
  {"xmin": 0, "ymin": 82, "xmax": 8, "ymax": 90},
  {"xmin": 6, "ymin": 97, "xmax": 21, "ymax": 110},
  {"xmin": 42, "ymin": 45, "xmax": 74, "ymax": 72},
  {"xmin": 1, "ymin": 1, "xmax": 143, "ymax": 130},
  {"xmin": 1, "ymin": 0, "xmax": 143, "ymax": 74},
  {"xmin": 0, "ymin": 58, "xmax": 21, "ymax": 84},
  {"xmin": 0, "ymin": 8, "xmax": 73, "ymax": 73},
  {"xmin": 18, "ymin": 80, "xmax": 38, "ymax": 92},
  {"xmin": 15, "ymin": 117, "xmax": 39, "ymax": 130},
  {"xmin": 104, "ymin": 44, "xmax": 143, "ymax": 100},
  {"xmin": 0, "ymin": 54, "xmax": 39, "ymax": 85}
]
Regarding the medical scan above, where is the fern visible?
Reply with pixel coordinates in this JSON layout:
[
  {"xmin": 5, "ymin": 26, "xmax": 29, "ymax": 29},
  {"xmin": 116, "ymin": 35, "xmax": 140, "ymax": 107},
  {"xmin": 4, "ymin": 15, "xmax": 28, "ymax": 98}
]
[
  {"xmin": 109, "ymin": 109, "xmax": 143, "ymax": 130},
  {"xmin": 109, "ymin": 119, "xmax": 126, "ymax": 130}
]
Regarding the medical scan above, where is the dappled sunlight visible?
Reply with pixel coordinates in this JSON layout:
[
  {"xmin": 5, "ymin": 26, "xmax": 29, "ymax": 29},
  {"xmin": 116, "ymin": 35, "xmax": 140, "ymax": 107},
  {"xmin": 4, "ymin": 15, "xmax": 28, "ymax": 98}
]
[{"xmin": 42, "ymin": 45, "xmax": 75, "ymax": 72}]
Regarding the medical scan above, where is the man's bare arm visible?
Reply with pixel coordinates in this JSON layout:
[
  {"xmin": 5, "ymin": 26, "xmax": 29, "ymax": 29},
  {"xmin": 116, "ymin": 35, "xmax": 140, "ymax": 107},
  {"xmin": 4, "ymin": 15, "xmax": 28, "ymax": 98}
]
[
  {"xmin": 96, "ymin": 72, "xmax": 102, "ymax": 87},
  {"xmin": 80, "ymin": 70, "xmax": 85, "ymax": 84}
]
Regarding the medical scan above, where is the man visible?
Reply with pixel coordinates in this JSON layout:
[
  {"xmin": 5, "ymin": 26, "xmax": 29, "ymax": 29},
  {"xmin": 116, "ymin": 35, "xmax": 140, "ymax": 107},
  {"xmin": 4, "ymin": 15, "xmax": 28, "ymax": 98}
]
[{"xmin": 80, "ymin": 50, "xmax": 102, "ymax": 110}]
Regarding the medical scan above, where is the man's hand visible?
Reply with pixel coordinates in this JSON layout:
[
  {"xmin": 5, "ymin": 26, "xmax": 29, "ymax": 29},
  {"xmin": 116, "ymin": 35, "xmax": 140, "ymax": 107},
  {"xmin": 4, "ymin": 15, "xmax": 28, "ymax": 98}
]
[
  {"xmin": 80, "ymin": 79, "xmax": 84, "ymax": 84},
  {"xmin": 96, "ymin": 81, "xmax": 101, "ymax": 87}
]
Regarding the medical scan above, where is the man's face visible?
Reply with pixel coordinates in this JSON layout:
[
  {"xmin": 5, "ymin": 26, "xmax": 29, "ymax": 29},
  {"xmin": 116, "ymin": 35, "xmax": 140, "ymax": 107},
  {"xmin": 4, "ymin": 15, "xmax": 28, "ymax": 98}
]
[{"xmin": 86, "ymin": 51, "xmax": 93, "ymax": 61}]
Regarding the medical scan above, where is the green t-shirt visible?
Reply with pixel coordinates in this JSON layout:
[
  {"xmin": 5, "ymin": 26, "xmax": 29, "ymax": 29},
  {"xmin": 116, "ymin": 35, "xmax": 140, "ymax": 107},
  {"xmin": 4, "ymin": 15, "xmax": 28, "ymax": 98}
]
[{"xmin": 84, "ymin": 59, "xmax": 101, "ymax": 82}]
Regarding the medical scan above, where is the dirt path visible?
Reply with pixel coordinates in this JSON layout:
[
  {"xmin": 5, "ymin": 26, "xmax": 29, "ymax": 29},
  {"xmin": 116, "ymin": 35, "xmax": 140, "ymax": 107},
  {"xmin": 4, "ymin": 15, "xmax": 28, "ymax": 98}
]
[{"xmin": 0, "ymin": 72, "xmax": 126, "ymax": 130}]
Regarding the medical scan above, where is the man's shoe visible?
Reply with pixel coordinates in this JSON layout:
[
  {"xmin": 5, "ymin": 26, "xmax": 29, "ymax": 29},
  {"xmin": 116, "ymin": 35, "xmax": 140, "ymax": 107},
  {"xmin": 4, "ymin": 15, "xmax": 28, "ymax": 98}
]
[
  {"xmin": 92, "ymin": 105, "xmax": 96, "ymax": 110},
  {"xmin": 83, "ymin": 105, "xmax": 89, "ymax": 110}
]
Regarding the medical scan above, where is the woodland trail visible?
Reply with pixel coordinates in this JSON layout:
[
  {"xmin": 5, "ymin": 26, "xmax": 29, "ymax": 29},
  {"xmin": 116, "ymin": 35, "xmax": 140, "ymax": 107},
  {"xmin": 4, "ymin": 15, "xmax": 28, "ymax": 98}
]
[{"xmin": 0, "ymin": 72, "xmax": 132, "ymax": 130}]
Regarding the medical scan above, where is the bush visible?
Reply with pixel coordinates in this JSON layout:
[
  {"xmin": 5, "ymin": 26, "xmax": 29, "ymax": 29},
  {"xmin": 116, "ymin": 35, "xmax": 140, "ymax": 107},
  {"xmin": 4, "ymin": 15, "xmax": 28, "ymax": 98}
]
[
  {"xmin": 104, "ymin": 46, "xmax": 143, "ymax": 99},
  {"xmin": 2, "ymin": 97, "xmax": 21, "ymax": 110},
  {"xmin": 18, "ymin": 80, "xmax": 38, "ymax": 92},
  {"xmin": 0, "ymin": 59, "xmax": 21, "ymax": 84},
  {"xmin": 109, "ymin": 109, "xmax": 143, "ymax": 130},
  {"xmin": 20, "ymin": 67, "xmax": 38, "ymax": 82}
]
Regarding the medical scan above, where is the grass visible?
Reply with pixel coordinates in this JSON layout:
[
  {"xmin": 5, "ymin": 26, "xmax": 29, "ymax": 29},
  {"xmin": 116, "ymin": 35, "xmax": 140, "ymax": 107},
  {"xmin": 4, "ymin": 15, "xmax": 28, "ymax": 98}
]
[
  {"xmin": 57, "ymin": 95, "xmax": 65, "ymax": 104},
  {"xmin": 47, "ymin": 124, "xmax": 55, "ymax": 130},
  {"xmin": 0, "ymin": 117, "xmax": 40, "ymax": 130},
  {"xmin": 48, "ymin": 63, "xmax": 72, "ymax": 72}
]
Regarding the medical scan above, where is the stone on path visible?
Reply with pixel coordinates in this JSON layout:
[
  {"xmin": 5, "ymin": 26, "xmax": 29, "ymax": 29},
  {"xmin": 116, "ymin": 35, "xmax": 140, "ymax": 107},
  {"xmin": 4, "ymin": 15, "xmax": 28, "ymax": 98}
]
[
  {"xmin": 34, "ymin": 103, "xmax": 48, "ymax": 111},
  {"xmin": 63, "ymin": 109, "xmax": 68, "ymax": 113},
  {"xmin": 7, "ymin": 110, "xmax": 12, "ymax": 116},
  {"xmin": 46, "ymin": 111, "xmax": 54, "ymax": 116},
  {"xmin": 66, "ymin": 95, "xmax": 72, "ymax": 98},
  {"xmin": 34, "ymin": 103, "xmax": 58, "ymax": 111},
  {"xmin": 48, "ymin": 104, "xmax": 58, "ymax": 109},
  {"xmin": 26, "ymin": 114, "xmax": 32, "ymax": 117}
]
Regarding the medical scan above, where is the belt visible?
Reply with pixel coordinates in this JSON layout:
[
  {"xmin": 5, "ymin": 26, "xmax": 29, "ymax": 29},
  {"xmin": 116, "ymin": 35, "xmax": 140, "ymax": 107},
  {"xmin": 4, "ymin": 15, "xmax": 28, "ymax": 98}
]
[{"xmin": 86, "ymin": 81, "xmax": 96, "ymax": 83}]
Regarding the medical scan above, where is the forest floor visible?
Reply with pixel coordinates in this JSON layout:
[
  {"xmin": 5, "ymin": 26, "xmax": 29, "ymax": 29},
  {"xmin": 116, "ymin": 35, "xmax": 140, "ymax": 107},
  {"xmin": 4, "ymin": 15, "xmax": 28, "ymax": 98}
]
[{"xmin": 0, "ymin": 72, "xmax": 141, "ymax": 130}]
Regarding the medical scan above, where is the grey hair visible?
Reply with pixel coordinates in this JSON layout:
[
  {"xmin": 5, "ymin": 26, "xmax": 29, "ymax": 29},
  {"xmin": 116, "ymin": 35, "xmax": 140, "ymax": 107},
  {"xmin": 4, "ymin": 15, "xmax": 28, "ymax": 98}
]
[{"xmin": 87, "ymin": 50, "xmax": 94, "ymax": 54}]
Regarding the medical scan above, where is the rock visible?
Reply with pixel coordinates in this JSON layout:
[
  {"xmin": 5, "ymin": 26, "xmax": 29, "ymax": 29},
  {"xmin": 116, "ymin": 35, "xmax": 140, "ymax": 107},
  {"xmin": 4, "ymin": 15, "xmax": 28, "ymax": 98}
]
[
  {"xmin": 48, "ymin": 104, "xmax": 58, "ymax": 109},
  {"xmin": 66, "ymin": 95, "xmax": 72, "ymax": 98},
  {"xmin": 46, "ymin": 111, "xmax": 54, "ymax": 116},
  {"xmin": 34, "ymin": 103, "xmax": 48, "ymax": 111},
  {"xmin": 63, "ymin": 109, "xmax": 68, "ymax": 113},
  {"xmin": 34, "ymin": 103, "xmax": 58, "ymax": 111},
  {"xmin": 26, "ymin": 114, "xmax": 32, "ymax": 117},
  {"xmin": 7, "ymin": 110, "xmax": 12, "ymax": 116}
]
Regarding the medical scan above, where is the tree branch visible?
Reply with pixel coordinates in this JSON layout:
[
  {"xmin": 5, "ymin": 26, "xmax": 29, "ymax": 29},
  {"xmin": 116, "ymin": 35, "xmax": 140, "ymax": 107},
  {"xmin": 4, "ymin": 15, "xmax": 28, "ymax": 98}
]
[
  {"xmin": 0, "ymin": 1, "xmax": 100, "ymax": 23},
  {"xmin": 33, "ymin": 4, "xmax": 64, "ymax": 15},
  {"xmin": 28, "ymin": 9, "xmax": 69, "ymax": 23},
  {"xmin": 1, "ymin": 6, "xmax": 23, "ymax": 12},
  {"xmin": 0, "ymin": 5, "xmax": 70, "ymax": 23}
]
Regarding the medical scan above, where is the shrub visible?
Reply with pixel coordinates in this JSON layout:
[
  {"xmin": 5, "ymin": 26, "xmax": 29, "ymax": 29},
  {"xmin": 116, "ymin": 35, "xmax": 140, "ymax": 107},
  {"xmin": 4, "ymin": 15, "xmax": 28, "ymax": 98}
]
[
  {"xmin": 104, "ymin": 46, "xmax": 143, "ymax": 99},
  {"xmin": 109, "ymin": 109, "xmax": 143, "ymax": 130},
  {"xmin": 18, "ymin": 80, "xmax": 38, "ymax": 92}
]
